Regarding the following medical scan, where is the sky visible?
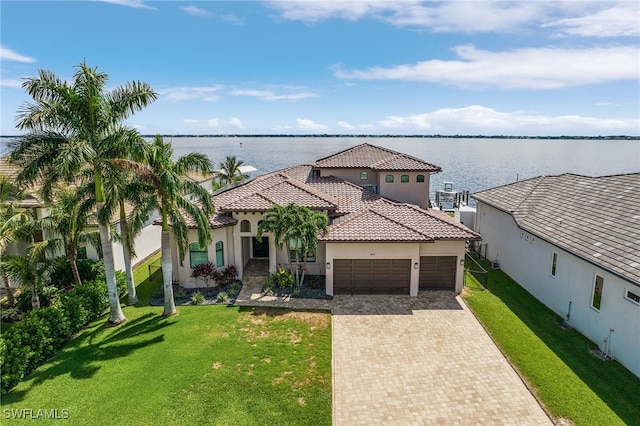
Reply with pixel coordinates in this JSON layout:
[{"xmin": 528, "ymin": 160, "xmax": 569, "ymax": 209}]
[{"xmin": 1, "ymin": 0, "xmax": 639, "ymax": 136}]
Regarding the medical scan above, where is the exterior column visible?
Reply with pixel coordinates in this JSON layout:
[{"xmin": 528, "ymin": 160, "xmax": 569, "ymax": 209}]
[
  {"xmin": 234, "ymin": 233, "xmax": 243, "ymax": 279},
  {"xmin": 268, "ymin": 236, "xmax": 277, "ymax": 273}
]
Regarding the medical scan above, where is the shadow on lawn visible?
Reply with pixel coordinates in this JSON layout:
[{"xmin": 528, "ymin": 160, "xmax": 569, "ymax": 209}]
[
  {"xmin": 4, "ymin": 312, "xmax": 173, "ymax": 404},
  {"xmin": 471, "ymin": 264, "xmax": 640, "ymax": 425}
]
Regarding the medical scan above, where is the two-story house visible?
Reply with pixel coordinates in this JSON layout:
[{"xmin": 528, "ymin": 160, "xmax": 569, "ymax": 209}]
[{"xmin": 170, "ymin": 143, "xmax": 480, "ymax": 296}]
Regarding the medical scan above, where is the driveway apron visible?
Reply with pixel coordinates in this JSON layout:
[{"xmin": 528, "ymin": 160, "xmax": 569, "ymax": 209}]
[{"xmin": 331, "ymin": 292, "xmax": 552, "ymax": 425}]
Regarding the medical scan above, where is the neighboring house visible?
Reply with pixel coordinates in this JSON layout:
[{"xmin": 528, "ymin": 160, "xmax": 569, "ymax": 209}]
[
  {"xmin": 0, "ymin": 155, "xmax": 164, "ymax": 271},
  {"xmin": 171, "ymin": 143, "xmax": 479, "ymax": 296},
  {"xmin": 472, "ymin": 173, "xmax": 640, "ymax": 377}
]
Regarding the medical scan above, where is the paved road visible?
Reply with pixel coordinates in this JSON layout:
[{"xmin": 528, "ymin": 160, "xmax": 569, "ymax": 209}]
[{"xmin": 331, "ymin": 292, "xmax": 552, "ymax": 425}]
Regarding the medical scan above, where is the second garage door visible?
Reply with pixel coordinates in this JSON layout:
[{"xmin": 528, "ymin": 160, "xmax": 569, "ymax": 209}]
[
  {"xmin": 334, "ymin": 259, "xmax": 410, "ymax": 294},
  {"xmin": 419, "ymin": 256, "xmax": 457, "ymax": 291}
]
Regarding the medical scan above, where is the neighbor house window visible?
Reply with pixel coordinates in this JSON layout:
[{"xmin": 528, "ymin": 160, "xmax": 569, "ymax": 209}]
[
  {"xmin": 360, "ymin": 171, "xmax": 368, "ymax": 180},
  {"xmin": 385, "ymin": 174, "xmax": 394, "ymax": 183},
  {"xmin": 550, "ymin": 252, "xmax": 558, "ymax": 276},
  {"xmin": 289, "ymin": 238, "xmax": 316, "ymax": 262},
  {"xmin": 189, "ymin": 243, "xmax": 208, "ymax": 268},
  {"xmin": 416, "ymin": 174, "xmax": 425, "ymax": 183},
  {"xmin": 625, "ymin": 289, "xmax": 640, "ymax": 305},
  {"xmin": 591, "ymin": 275, "xmax": 604, "ymax": 310},
  {"xmin": 400, "ymin": 174, "xmax": 409, "ymax": 183},
  {"xmin": 215, "ymin": 241, "xmax": 224, "ymax": 267}
]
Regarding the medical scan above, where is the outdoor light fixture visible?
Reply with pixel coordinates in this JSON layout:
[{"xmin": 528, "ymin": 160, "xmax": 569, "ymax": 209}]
[
  {"xmin": 460, "ymin": 259, "xmax": 465, "ymax": 266},
  {"xmin": 326, "ymin": 262, "xmax": 331, "ymax": 269},
  {"xmin": 414, "ymin": 262, "xmax": 419, "ymax": 269}
]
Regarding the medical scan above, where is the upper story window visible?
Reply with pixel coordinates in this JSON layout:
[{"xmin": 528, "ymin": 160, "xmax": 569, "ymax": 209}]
[
  {"xmin": 189, "ymin": 242, "xmax": 208, "ymax": 269},
  {"xmin": 400, "ymin": 174, "xmax": 409, "ymax": 183},
  {"xmin": 360, "ymin": 171, "xmax": 368, "ymax": 180},
  {"xmin": 625, "ymin": 289, "xmax": 640, "ymax": 305},
  {"xmin": 416, "ymin": 174, "xmax": 425, "ymax": 183},
  {"xmin": 591, "ymin": 275, "xmax": 604, "ymax": 310},
  {"xmin": 240, "ymin": 220, "xmax": 251, "ymax": 232},
  {"xmin": 385, "ymin": 174, "xmax": 394, "ymax": 183}
]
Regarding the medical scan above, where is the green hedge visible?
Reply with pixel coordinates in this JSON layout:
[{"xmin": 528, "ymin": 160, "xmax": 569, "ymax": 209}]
[{"xmin": 0, "ymin": 279, "xmax": 111, "ymax": 394}]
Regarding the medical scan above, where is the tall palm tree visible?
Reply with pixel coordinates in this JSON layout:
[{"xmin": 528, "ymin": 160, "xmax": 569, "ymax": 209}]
[
  {"xmin": 9, "ymin": 61, "xmax": 157, "ymax": 324},
  {"xmin": 214, "ymin": 155, "xmax": 249, "ymax": 189},
  {"xmin": 0, "ymin": 176, "xmax": 33, "ymax": 306},
  {"xmin": 127, "ymin": 135, "xmax": 214, "ymax": 316},
  {"xmin": 257, "ymin": 203, "xmax": 328, "ymax": 286},
  {"xmin": 29, "ymin": 185, "xmax": 98, "ymax": 287}
]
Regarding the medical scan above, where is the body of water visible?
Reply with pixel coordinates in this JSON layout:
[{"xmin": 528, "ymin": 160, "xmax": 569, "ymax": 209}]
[
  {"xmin": 166, "ymin": 137, "xmax": 640, "ymax": 204},
  {"xmin": 3, "ymin": 136, "xmax": 639, "ymax": 205}
]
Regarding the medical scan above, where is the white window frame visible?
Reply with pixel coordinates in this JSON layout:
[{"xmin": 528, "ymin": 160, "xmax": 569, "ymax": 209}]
[
  {"xmin": 591, "ymin": 274, "xmax": 604, "ymax": 311},
  {"xmin": 550, "ymin": 252, "xmax": 558, "ymax": 277},
  {"xmin": 624, "ymin": 288, "xmax": 640, "ymax": 305}
]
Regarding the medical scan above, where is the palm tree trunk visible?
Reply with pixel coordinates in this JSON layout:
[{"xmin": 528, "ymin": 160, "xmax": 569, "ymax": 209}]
[
  {"xmin": 1, "ymin": 249, "xmax": 16, "ymax": 306},
  {"xmin": 68, "ymin": 249, "xmax": 82, "ymax": 286},
  {"xmin": 31, "ymin": 283, "xmax": 40, "ymax": 309},
  {"xmin": 97, "ymin": 203, "xmax": 127, "ymax": 324},
  {"xmin": 120, "ymin": 203, "xmax": 138, "ymax": 305},
  {"xmin": 161, "ymin": 230, "xmax": 177, "ymax": 316}
]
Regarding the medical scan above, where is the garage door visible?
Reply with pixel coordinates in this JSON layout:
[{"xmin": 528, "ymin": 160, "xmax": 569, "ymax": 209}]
[
  {"xmin": 419, "ymin": 256, "xmax": 456, "ymax": 291},
  {"xmin": 334, "ymin": 259, "xmax": 410, "ymax": 294}
]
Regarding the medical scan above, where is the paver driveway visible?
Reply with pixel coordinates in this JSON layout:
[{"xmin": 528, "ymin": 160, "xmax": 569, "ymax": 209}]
[{"xmin": 331, "ymin": 292, "xmax": 552, "ymax": 425}]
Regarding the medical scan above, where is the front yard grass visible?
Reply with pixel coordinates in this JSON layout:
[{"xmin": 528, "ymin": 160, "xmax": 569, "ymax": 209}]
[
  {"xmin": 2, "ymin": 255, "xmax": 332, "ymax": 425},
  {"xmin": 462, "ymin": 266, "xmax": 640, "ymax": 426}
]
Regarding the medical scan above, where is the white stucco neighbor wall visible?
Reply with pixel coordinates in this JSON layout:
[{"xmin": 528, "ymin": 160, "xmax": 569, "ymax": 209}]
[
  {"xmin": 111, "ymin": 223, "xmax": 162, "ymax": 271},
  {"xmin": 475, "ymin": 201, "xmax": 640, "ymax": 378}
]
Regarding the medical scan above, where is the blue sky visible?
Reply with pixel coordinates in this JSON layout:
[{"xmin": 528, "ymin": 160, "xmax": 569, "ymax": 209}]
[{"xmin": 1, "ymin": 0, "xmax": 639, "ymax": 136}]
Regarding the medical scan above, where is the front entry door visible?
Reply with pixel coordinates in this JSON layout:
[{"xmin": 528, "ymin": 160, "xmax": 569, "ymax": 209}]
[{"xmin": 252, "ymin": 237, "xmax": 269, "ymax": 258}]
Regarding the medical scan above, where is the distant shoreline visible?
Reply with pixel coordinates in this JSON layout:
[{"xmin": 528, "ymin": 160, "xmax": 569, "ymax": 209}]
[{"xmin": 1, "ymin": 134, "xmax": 638, "ymax": 140}]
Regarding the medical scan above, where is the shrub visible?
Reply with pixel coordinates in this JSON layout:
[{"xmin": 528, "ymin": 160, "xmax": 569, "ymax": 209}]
[
  {"xmin": 48, "ymin": 257, "xmax": 100, "ymax": 289},
  {"xmin": 0, "ymin": 306, "xmax": 22, "ymax": 323},
  {"xmin": 175, "ymin": 288, "xmax": 188, "ymax": 299},
  {"xmin": 228, "ymin": 282, "xmax": 240, "ymax": 297},
  {"xmin": 221, "ymin": 265, "xmax": 238, "ymax": 286},
  {"xmin": 267, "ymin": 268, "xmax": 295, "ymax": 289},
  {"xmin": 190, "ymin": 292, "xmax": 205, "ymax": 305},
  {"xmin": 191, "ymin": 262, "xmax": 216, "ymax": 287},
  {"xmin": 16, "ymin": 285, "xmax": 61, "ymax": 312},
  {"xmin": 216, "ymin": 291, "xmax": 228, "ymax": 303}
]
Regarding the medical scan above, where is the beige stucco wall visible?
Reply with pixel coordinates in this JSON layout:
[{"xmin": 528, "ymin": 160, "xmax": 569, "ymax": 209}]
[
  {"xmin": 378, "ymin": 171, "xmax": 431, "ymax": 208},
  {"xmin": 319, "ymin": 168, "xmax": 378, "ymax": 188}
]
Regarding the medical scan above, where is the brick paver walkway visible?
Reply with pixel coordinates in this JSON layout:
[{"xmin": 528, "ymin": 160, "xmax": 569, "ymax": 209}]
[{"xmin": 235, "ymin": 279, "xmax": 552, "ymax": 425}]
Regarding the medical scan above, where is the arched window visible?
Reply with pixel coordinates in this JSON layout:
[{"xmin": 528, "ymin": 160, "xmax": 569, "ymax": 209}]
[
  {"xmin": 416, "ymin": 174, "xmax": 425, "ymax": 183},
  {"xmin": 215, "ymin": 241, "xmax": 224, "ymax": 267},
  {"xmin": 360, "ymin": 171, "xmax": 368, "ymax": 180},
  {"xmin": 400, "ymin": 174, "xmax": 410, "ymax": 183},
  {"xmin": 385, "ymin": 174, "xmax": 394, "ymax": 183},
  {"xmin": 189, "ymin": 242, "xmax": 208, "ymax": 268},
  {"xmin": 240, "ymin": 220, "xmax": 251, "ymax": 232}
]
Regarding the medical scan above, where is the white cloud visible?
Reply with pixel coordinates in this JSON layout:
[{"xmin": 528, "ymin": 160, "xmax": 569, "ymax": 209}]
[
  {"xmin": 227, "ymin": 117, "xmax": 243, "ymax": 128},
  {"xmin": 181, "ymin": 6, "xmax": 213, "ymax": 17},
  {"xmin": 158, "ymin": 86, "xmax": 223, "ymax": 101},
  {"xmin": 100, "ymin": 0, "xmax": 156, "ymax": 10},
  {"xmin": 337, "ymin": 121, "xmax": 354, "ymax": 130},
  {"xmin": 183, "ymin": 119, "xmax": 198, "ymax": 124},
  {"xmin": 543, "ymin": 2, "xmax": 640, "ymax": 37},
  {"xmin": 230, "ymin": 88, "xmax": 317, "ymax": 100},
  {"xmin": 0, "ymin": 78, "xmax": 24, "ymax": 88},
  {"xmin": 1, "ymin": 45, "xmax": 36, "ymax": 63},
  {"xmin": 266, "ymin": 1, "xmax": 544, "ymax": 33},
  {"xmin": 296, "ymin": 118, "xmax": 328, "ymax": 131},
  {"xmin": 334, "ymin": 45, "xmax": 639, "ymax": 89},
  {"xmin": 207, "ymin": 118, "xmax": 219, "ymax": 127},
  {"xmin": 375, "ymin": 105, "xmax": 640, "ymax": 135}
]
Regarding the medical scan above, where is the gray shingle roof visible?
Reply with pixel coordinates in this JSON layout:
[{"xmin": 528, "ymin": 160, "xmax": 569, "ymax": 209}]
[
  {"xmin": 472, "ymin": 173, "xmax": 640, "ymax": 285},
  {"xmin": 314, "ymin": 143, "xmax": 441, "ymax": 172}
]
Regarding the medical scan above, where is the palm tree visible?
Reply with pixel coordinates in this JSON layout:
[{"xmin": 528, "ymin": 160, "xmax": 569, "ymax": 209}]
[
  {"xmin": 9, "ymin": 61, "xmax": 157, "ymax": 325},
  {"xmin": 1, "ymin": 253, "xmax": 51, "ymax": 310},
  {"xmin": 129, "ymin": 135, "xmax": 214, "ymax": 316},
  {"xmin": 214, "ymin": 155, "xmax": 249, "ymax": 189},
  {"xmin": 29, "ymin": 185, "xmax": 98, "ymax": 287},
  {"xmin": 0, "ymin": 176, "xmax": 33, "ymax": 306},
  {"xmin": 257, "ymin": 203, "xmax": 328, "ymax": 287}
]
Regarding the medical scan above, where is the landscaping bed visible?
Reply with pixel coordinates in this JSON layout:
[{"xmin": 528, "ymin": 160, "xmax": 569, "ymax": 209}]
[
  {"xmin": 149, "ymin": 280, "xmax": 243, "ymax": 306},
  {"xmin": 261, "ymin": 272, "xmax": 332, "ymax": 300}
]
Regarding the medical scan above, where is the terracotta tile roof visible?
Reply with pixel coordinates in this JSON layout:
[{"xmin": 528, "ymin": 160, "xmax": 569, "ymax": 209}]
[
  {"xmin": 472, "ymin": 173, "xmax": 640, "ymax": 285},
  {"xmin": 320, "ymin": 199, "xmax": 480, "ymax": 242},
  {"xmin": 314, "ymin": 143, "xmax": 441, "ymax": 172},
  {"xmin": 215, "ymin": 172, "xmax": 338, "ymax": 212}
]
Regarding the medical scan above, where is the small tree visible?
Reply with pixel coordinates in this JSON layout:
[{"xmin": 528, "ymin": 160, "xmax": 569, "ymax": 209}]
[
  {"xmin": 213, "ymin": 156, "xmax": 250, "ymax": 190},
  {"xmin": 257, "ymin": 203, "xmax": 328, "ymax": 287}
]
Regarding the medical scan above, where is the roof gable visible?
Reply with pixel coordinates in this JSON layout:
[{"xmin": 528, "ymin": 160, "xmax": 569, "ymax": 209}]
[
  {"xmin": 473, "ymin": 173, "xmax": 640, "ymax": 285},
  {"xmin": 314, "ymin": 143, "xmax": 441, "ymax": 172}
]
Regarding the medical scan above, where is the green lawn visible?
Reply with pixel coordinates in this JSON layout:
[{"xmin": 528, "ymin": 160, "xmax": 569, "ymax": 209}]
[
  {"xmin": 462, "ymin": 264, "xmax": 640, "ymax": 426},
  {"xmin": 2, "ymin": 255, "xmax": 332, "ymax": 425}
]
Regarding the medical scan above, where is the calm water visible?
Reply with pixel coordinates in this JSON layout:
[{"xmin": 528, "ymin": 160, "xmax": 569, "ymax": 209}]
[
  {"xmin": 3, "ymin": 136, "xmax": 639, "ymax": 204},
  {"xmin": 165, "ymin": 137, "xmax": 640, "ymax": 204}
]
